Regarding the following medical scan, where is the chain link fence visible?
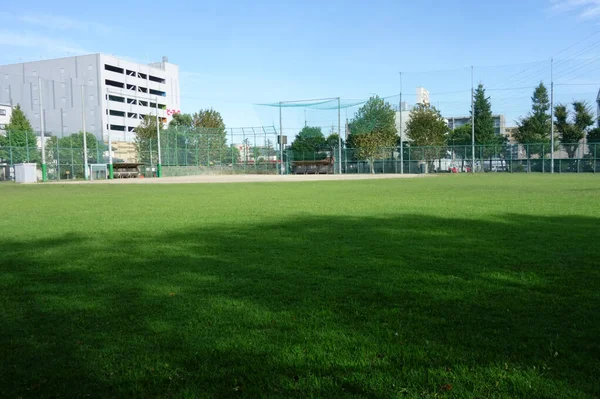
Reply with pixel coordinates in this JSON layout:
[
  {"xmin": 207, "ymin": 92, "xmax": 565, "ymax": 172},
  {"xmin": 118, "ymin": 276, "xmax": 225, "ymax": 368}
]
[{"xmin": 1, "ymin": 137, "xmax": 599, "ymax": 181}]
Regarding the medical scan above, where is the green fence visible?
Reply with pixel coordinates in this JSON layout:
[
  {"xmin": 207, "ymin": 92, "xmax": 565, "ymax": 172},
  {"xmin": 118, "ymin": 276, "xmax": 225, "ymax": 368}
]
[{"xmin": 1, "ymin": 141, "xmax": 599, "ymax": 181}]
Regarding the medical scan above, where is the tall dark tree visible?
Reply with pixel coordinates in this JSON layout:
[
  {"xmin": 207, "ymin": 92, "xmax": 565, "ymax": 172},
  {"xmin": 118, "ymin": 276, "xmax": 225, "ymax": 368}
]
[
  {"xmin": 472, "ymin": 84, "xmax": 495, "ymax": 145},
  {"xmin": 0, "ymin": 104, "xmax": 40, "ymax": 164},
  {"xmin": 290, "ymin": 126, "xmax": 326, "ymax": 159},
  {"xmin": 347, "ymin": 96, "xmax": 397, "ymax": 173},
  {"xmin": 514, "ymin": 83, "xmax": 552, "ymax": 157},
  {"xmin": 554, "ymin": 101, "xmax": 594, "ymax": 159}
]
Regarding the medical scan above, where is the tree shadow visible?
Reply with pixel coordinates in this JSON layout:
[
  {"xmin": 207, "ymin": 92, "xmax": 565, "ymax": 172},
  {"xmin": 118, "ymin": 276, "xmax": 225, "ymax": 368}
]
[{"xmin": 1, "ymin": 213, "xmax": 599, "ymax": 398}]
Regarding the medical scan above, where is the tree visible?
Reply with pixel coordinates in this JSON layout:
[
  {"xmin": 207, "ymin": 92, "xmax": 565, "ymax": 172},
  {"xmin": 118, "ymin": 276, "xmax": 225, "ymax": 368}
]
[
  {"xmin": 45, "ymin": 132, "xmax": 100, "ymax": 178},
  {"xmin": 554, "ymin": 101, "xmax": 594, "ymax": 159},
  {"xmin": 448, "ymin": 124, "xmax": 472, "ymax": 147},
  {"xmin": 514, "ymin": 83, "xmax": 551, "ymax": 158},
  {"xmin": 168, "ymin": 113, "xmax": 193, "ymax": 129},
  {"xmin": 134, "ymin": 115, "xmax": 162, "ymax": 165},
  {"xmin": 347, "ymin": 96, "xmax": 397, "ymax": 173},
  {"xmin": 290, "ymin": 126, "xmax": 326, "ymax": 159},
  {"xmin": 405, "ymin": 104, "xmax": 448, "ymax": 170},
  {"xmin": 0, "ymin": 104, "xmax": 40, "ymax": 164},
  {"xmin": 588, "ymin": 127, "xmax": 600, "ymax": 161},
  {"xmin": 325, "ymin": 134, "xmax": 343, "ymax": 155},
  {"xmin": 192, "ymin": 109, "xmax": 228, "ymax": 165},
  {"xmin": 473, "ymin": 84, "xmax": 495, "ymax": 146}
]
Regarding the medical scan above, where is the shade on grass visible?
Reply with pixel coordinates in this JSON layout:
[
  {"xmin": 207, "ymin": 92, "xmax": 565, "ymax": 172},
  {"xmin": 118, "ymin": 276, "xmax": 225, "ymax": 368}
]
[{"xmin": 1, "ymin": 175, "xmax": 599, "ymax": 398}]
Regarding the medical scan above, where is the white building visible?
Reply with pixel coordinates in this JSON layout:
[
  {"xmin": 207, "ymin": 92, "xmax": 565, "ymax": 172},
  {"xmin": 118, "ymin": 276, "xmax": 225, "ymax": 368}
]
[
  {"xmin": 0, "ymin": 54, "xmax": 180, "ymax": 142},
  {"xmin": 0, "ymin": 103, "xmax": 11, "ymax": 135}
]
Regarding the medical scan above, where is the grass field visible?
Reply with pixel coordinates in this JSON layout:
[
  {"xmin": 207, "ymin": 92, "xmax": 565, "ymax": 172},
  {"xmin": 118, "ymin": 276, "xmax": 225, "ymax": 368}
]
[{"xmin": 1, "ymin": 175, "xmax": 599, "ymax": 398}]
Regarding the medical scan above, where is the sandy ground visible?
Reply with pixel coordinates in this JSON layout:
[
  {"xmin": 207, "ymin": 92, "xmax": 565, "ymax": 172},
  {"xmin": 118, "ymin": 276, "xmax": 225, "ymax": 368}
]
[{"xmin": 48, "ymin": 174, "xmax": 430, "ymax": 185}]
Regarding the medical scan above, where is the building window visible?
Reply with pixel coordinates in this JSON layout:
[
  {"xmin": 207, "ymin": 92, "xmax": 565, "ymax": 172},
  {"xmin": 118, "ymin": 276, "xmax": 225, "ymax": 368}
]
[
  {"xmin": 108, "ymin": 95, "xmax": 125, "ymax": 103},
  {"xmin": 60, "ymin": 68, "xmax": 65, "ymax": 74},
  {"xmin": 88, "ymin": 65, "xmax": 93, "ymax": 71},
  {"xmin": 109, "ymin": 110, "xmax": 126, "ymax": 117},
  {"xmin": 149, "ymin": 89, "xmax": 166, "ymax": 97},
  {"xmin": 149, "ymin": 75, "xmax": 166, "ymax": 84},
  {"xmin": 104, "ymin": 64, "xmax": 123, "ymax": 74},
  {"xmin": 105, "ymin": 79, "xmax": 124, "ymax": 88},
  {"xmin": 0, "ymin": 109, "xmax": 6, "ymax": 116}
]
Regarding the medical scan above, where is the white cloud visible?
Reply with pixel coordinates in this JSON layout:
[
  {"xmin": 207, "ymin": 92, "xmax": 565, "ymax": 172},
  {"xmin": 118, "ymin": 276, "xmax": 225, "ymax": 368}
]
[
  {"xmin": 0, "ymin": 30, "xmax": 89, "ymax": 56},
  {"xmin": 551, "ymin": 0, "xmax": 600, "ymax": 19}
]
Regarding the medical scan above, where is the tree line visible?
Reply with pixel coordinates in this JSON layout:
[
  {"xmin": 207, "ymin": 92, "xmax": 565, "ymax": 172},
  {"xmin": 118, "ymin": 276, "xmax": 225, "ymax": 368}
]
[{"xmin": 289, "ymin": 83, "xmax": 600, "ymax": 172}]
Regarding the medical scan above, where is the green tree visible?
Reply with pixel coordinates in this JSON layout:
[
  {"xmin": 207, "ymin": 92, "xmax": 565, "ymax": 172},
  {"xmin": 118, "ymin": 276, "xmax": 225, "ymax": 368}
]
[
  {"xmin": 514, "ymin": 83, "xmax": 551, "ymax": 157},
  {"xmin": 473, "ymin": 84, "xmax": 495, "ymax": 146},
  {"xmin": 225, "ymin": 145, "xmax": 241, "ymax": 164},
  {"xmin": 325, "ymin": 134, "xmax": 343, "ymax": 156},
  {"xmin": 134, "ymin": 115, "xmax": 163, "ymax": 165},
  {"xmin": 193, "ymin": 109, "xmax": 228, "ymax": 165},
  {"xmin": 588, "ymin": 127, "xmax": 600, "ymax": 144},
  {"xmin": 448, "ymin": 124, "xmax": 472, "ymax": 147},
  {"xmin": 554, "ymin": 101, "xmax": 594, "ymax": 159},
  {"xmin": 347, "ymin": 96, "xmax": 397, "ymax": 173},
  {"xmin": 290, "ymin": 126, "xmax": 326, "ymax": 159},
  {"xmin": 588, "ymin": 127, "xmax": 600, "ymax": 161},
  {"xmin": 405, "ymin": 104, "xmax": 448, "ymax": 170},
  {"xmin": 168, "ymin": 113, "xmax": 193, "ymax": 129},
  {"xmin": 0, "ymin": 104, "xmax": 40, "ymax": 164},
  {"xmin": 447, "ymin": 124, "xmax": 473, "ymax": 168}
]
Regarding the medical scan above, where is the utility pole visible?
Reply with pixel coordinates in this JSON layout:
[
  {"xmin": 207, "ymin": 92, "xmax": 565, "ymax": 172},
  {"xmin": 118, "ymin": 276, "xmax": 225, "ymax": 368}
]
[
  {"xmin": 399, "ymin": 72, "xmax": 404, "ymax": 174},
  {"xmin": 279, "ymin": 102, "xmax": 284, "ymax": 175},
  {"xmin": 38, "ymin": 77, "xmax": 47, "ymax": 181},
  {"xmin": 471, "ymin": 66, "xmax": 475, "ymax": 174},
  {"xmin": 551, "ymin": 58, "xmax": 555, "ymax": 174},
  {"xmin": 107, "ymin": 97, "xmax": 113, "ymax": 179},
  {"xmin": 338, "ymin": 97, "xmax": 342, "ymax": 174},
  {"xmin": 81, "ymin": 85, "xmax": 88, "ymax": 180},
  {"xmin": 156, "ymin": 99, "xmax": 162, "ymax": 177}
]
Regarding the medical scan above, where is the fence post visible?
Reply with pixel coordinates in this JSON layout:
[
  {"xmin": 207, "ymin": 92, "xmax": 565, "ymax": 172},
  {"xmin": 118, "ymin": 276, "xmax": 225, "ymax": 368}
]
[
  {"xmin": 55, "ymin": 138, "xmax": 59, "ymax": 180},
  {"xmin": 542, "ymin": 144, "xmax": 545, "ymax": 173},
  {"xmin": 595, "ymin": 144, "xmax": 597, "ymax": 174},
  {"xmin": 25, "ymin": 133, "xmax": 30, "ymax": 162}
]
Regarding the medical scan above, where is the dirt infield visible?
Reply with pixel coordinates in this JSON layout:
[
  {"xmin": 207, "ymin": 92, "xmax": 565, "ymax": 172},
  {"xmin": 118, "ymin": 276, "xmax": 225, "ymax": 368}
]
[{"xmin": 49, "ymin": 174, "xmax": 430, "ymax": 185}]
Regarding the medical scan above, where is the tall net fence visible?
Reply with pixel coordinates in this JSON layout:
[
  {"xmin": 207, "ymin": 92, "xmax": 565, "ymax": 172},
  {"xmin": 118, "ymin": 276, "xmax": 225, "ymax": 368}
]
[{"xmin": 283, "ymin": 143, "xmax": 600, "ymax": 175}]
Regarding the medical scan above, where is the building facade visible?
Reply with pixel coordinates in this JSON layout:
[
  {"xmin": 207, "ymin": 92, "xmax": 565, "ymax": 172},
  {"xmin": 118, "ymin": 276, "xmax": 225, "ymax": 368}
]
[
  {"xmin": 446, "ymin": 115, "xmax": 506, "ymax": 135},
  {"xmin": 0, "ymin": 54, "xmax": 180, "ymax": 142},
  {"xmin": 0, "ymin": 103, "xmax": 11, "ymax": 135}
]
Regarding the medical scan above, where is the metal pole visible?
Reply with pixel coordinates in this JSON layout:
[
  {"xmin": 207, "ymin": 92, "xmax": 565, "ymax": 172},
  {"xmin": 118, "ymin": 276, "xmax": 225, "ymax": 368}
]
[
  {"xmin": 551, "ymin": 58, "xmax": 555, "ymax": 174},
  {"xmin": 471, "ymin": 66, "xmax": 475, "ymax": 174},
  {"xmin": 399, "ymin": 72, "xmax": 404, "ymax": 174},
  {"xmin": 156, "ymin": 99, "xmax": 162, "ymax": 177},
  {"xmin": 279, "ymin": 102, "xmax": 284, "ymax": 175},
  {"xmin": 338, "ymin": 97, "xmax": 342, "ymax": 174},
  {"xmin": 107, "ymin": 98, "xmax": 113, "ymax": 179},
  {"xmin": 81, "ymin": 85, "xmax": 88, "ymax": 180},
  {"xmin": 38, "ymin": 77, "xmax": 47, "ymax": 181}
]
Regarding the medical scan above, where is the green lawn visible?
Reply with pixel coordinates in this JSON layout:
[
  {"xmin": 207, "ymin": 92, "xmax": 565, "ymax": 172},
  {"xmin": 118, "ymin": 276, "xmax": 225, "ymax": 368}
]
[{"xmin": 1, "ymin": 175, "xmax": 599, "ymax": 398}]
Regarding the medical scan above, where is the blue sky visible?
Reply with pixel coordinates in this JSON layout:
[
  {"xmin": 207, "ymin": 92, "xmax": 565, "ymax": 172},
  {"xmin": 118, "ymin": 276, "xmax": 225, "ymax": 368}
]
[{"xmin": 1, "ymin": 0, "xmax": 600, "ymax": 132}]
